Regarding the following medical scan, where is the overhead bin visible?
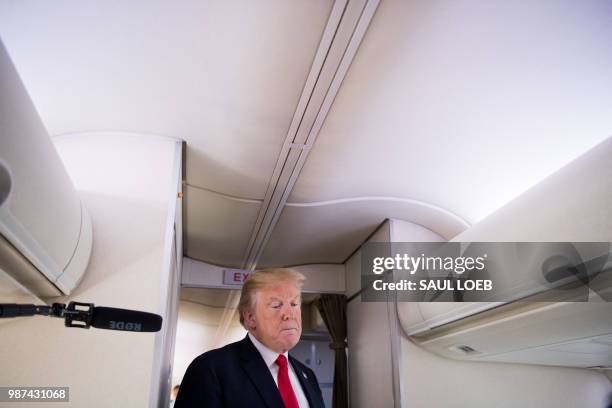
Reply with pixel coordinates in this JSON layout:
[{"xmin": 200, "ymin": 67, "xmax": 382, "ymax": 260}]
[
  {"xmin": 396, "ymin": 137, "xmax": 612, "ymax": 368},
  {"xmin": 0, "ymin": 39, "xmax": 92, "ymax": 297}
]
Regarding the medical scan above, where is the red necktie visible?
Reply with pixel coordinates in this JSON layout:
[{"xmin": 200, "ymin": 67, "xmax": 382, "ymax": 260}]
[{"xmin": 275, "ymin": 354, "xmax": 299, "ymax": 408}]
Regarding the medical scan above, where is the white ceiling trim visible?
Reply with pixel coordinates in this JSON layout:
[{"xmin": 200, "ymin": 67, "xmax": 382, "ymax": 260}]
[
  {"xmin": 243, "ymin": 0, "xmax": 381, "ymax": 270},
  {"xmin": 213, "ymin": 0, "xmax": 380, "ymax": 344},
  {"xmin": 241, "ymin": 0, "xmax": 349, "ymax": 270}
]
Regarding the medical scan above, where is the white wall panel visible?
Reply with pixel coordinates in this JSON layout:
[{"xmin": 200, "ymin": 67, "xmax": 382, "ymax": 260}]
[{"xmin": 345, "ymin": 221, "xmax": 396, "ymax": 408}]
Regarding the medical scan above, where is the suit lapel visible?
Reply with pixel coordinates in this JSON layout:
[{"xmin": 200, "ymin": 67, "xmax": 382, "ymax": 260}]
[
  {"xmin": 289, "ymin": 355, "xmax": 322, "ymax": 408},
  {"xmin": 238, "ymin": 336, "xmax": 285, "ymax": 408}
]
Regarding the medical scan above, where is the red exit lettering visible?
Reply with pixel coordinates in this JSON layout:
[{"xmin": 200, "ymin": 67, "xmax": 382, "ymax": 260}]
[{"xmin": 233, "ymin": 272, "xmax": 251, "ymax": 282}]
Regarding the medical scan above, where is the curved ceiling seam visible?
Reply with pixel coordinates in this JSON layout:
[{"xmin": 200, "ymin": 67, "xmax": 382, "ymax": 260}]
[
  {"xmin": 186, "ymin": 183, "xmax": 263, "ymax": 204},
  {"xmin": 284, "ymin": 196, "xmax": 471, "ymax": 227}
]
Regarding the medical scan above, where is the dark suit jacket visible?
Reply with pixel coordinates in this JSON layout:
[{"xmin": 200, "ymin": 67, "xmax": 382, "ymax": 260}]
[{"xmin": 175, "ymin": 335, "xmax": 325, "ymax": 408}]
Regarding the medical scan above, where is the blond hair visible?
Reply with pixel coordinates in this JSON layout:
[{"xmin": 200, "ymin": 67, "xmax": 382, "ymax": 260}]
[{"xmin": 238, "ymin": 268, "xmax": 305, "ymax": 328}]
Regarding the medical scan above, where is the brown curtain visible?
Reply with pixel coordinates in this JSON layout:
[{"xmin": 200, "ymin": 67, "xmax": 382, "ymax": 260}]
[{"xmin": 314, "ymin": 294, "xmax": 348, "ymax": 408}]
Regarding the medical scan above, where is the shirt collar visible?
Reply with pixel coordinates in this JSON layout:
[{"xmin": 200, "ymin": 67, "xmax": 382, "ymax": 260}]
[{"xmin": 248, "ymin": 332, "xmax": 289, "ymax": 369}]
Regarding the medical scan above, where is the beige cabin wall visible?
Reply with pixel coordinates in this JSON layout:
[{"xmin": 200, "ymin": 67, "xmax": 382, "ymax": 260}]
[{"xmin": 172, "ymin": 300, "xmax": 247, "ymax": 387}]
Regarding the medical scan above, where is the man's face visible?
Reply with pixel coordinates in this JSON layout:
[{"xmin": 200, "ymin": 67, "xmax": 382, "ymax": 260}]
[{"xmin": 245, "ymin": 282, "xmax": 302, "ymax": 353}]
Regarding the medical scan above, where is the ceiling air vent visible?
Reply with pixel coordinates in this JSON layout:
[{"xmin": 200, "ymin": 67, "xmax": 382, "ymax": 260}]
[{"xmin": 449, "ymin": 345, "xmax": 480, "ymax": 355}]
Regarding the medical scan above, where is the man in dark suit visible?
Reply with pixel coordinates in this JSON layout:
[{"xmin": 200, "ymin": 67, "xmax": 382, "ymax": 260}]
[{"xmin": 175, "ymin": 268, "xmax": 325, "ymax": 408}]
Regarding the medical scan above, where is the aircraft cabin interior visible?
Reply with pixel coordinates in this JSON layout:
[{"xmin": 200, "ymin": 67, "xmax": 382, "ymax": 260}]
[{"xmin": 0, "ymin": 1, "xmax": 611, "ymax": 407}]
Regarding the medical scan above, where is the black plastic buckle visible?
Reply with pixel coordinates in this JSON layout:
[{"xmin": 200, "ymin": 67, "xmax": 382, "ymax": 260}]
[{"xmin": 64, "ymin": 301, "xmax": 94, "ymax": 329}]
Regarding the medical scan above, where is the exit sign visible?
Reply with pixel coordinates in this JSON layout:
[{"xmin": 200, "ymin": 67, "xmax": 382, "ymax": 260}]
[{"xmin": 222, "ymin": 269, "xmax": 253, "ymax": 286}]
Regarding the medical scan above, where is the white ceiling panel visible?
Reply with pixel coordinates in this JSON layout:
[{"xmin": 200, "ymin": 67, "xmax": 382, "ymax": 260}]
[
  {"xmin": 258, "ymin": 198, "xmax": 469, "ymax": 267},
  {"xmin": 288, "ymin": 0, "xmax": 612, "ymax": 224},
  {"xmin": 184, "ymin": 185, "xmax": 261, "ymax": 267},
  {"xmin": 4, "ymin": 1, "xmax": 612, "ymax": 269},
  {"xmin": 0, "ymin": 0, "xmax": 334, "ymax": 199}
]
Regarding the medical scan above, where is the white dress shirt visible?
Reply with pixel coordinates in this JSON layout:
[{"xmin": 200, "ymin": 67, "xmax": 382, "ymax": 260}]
[{"xmin": 248, "ymin": 332, "xmax": 310, "ymax": 408}]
